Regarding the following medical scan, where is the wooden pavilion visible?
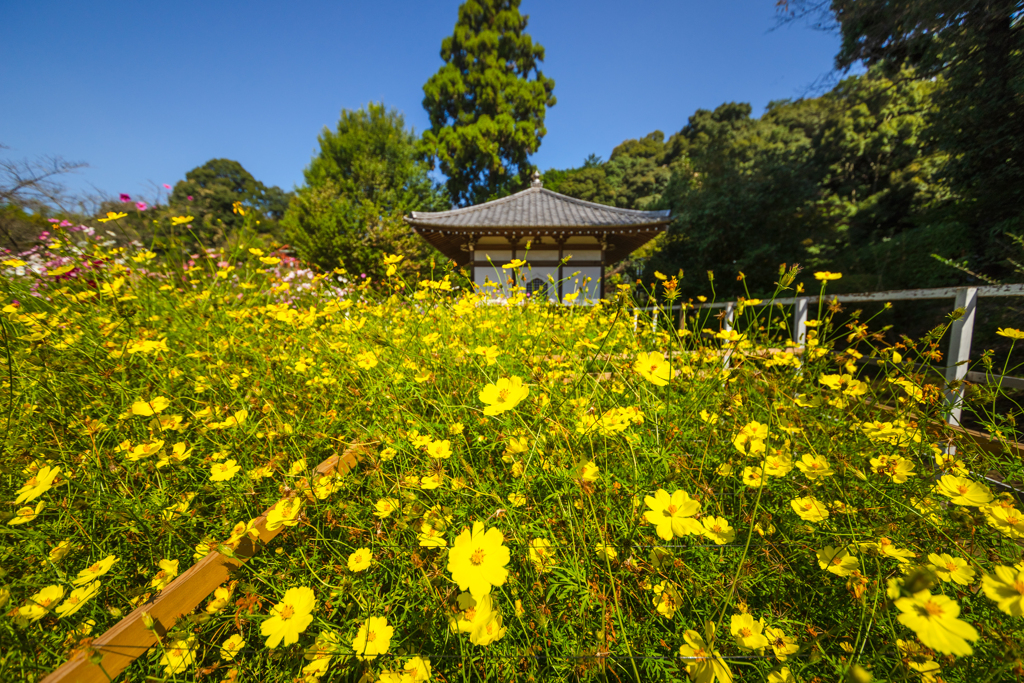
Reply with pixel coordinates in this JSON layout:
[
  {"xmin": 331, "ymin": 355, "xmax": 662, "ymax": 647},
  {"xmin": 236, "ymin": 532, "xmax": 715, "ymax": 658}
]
[{"xmin": 405, "ymin": 173, "xmax": 670, "ymax": 303}]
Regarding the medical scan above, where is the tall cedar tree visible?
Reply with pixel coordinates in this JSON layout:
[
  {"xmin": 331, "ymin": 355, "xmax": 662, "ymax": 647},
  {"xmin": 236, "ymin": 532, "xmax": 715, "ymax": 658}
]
[{"xmin": 421, "ymin": 0, "xmax": 556, "ymax": 206}]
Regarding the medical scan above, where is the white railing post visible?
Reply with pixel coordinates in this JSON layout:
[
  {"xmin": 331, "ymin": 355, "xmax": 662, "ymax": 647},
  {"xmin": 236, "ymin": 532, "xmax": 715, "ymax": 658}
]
[
  {"xmin": 633, "ymin": 308, "xmax": 639, "ymax": 334},
  {"xmin": 944, "ymin": 287, "xmax": 978, "ymax": 426},
  {"xmin": 723, "ymin": 302, "xmax": 735, "ymax": 370},
  {"xmin": 793, "ymin": 297, "xmax": 808, "ymax": 347},
  {"xmin": 652, "ymin": 310, "xmax": 659, "ymax": 334}
]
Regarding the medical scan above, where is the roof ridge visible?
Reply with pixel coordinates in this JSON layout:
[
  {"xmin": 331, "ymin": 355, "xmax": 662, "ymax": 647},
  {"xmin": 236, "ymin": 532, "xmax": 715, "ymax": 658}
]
[{"xmin": 409, "ymin": 186, "xmax": 670, "ymax": 220}]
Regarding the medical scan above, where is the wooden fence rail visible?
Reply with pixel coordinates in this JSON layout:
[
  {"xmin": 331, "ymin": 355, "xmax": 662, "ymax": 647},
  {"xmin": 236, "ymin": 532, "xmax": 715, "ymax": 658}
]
[{"xmin": 42, "ymin": 445, "xmax": 365, "ymax": 683}]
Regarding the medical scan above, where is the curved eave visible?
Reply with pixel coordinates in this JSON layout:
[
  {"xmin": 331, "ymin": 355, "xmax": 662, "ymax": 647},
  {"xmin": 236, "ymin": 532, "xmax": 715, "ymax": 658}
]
[{"xmin": 408, "ymin": 220, "xmax": 669, "ymax": 267}]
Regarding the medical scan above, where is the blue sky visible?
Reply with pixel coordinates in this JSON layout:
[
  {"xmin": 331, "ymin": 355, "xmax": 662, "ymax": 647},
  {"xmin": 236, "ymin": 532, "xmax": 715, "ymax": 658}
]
[{"xmin": 1, "ymin": 1, "xmax": 845, "ymax": 203}]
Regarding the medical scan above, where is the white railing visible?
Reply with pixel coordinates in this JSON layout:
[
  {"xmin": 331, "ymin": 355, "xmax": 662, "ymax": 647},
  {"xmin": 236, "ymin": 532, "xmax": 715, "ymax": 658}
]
[{"xmin": 633, "ymin": 283, "xmax": 1024, "ymax": 426}]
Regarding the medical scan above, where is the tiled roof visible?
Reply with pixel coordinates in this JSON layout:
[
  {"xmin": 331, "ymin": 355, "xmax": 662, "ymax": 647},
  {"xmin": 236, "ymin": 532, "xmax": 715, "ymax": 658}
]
[{"xmin": 406, "ymin": 186, "xmax": 670, "ymax": 229}]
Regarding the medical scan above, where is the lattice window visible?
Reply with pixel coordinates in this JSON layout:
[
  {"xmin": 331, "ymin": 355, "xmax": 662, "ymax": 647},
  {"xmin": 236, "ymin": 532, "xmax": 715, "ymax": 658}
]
[{"xmin": 526, "ymin": 278, "xmax": 549, "ymax": 299}]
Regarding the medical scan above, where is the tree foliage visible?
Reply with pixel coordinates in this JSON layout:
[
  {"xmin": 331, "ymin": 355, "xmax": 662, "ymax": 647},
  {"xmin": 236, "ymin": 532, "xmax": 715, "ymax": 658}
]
[
  {"xmin": 780, "ymin": 0, "xmax": 1024, "ymax": 278},
  {"xmin": 170, "ymin": 159, "xmax": 289, "ymax": 244},
  {"xmin": 284, "ymin": 103, "xmax": 447, "ymax": 279},
  {"xmin": 421, "ymin": 0, "xmax": 556, "ymax": 206}
]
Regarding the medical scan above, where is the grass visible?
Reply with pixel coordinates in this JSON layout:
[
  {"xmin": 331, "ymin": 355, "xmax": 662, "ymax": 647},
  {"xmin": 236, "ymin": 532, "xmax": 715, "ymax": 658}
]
[{"xmin": 1, "ymin": 221, "xmax": 1023, "ymax": 683}]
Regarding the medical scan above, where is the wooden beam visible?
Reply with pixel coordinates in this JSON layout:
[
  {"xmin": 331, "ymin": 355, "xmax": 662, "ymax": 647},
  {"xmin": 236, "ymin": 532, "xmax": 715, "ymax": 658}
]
[{"xmin": 43, "ymin": 445, "xmax": 367, "ymax": 683}]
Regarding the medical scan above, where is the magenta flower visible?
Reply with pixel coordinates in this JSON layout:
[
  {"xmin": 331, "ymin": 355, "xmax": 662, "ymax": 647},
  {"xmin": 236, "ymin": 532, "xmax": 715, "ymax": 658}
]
[
  {"xmin": 60, "ymin": 220, "xmax": 73, "ymax": 227},
  {"xmin": 136, "ymin": 202, "xmax": 148, "ymax": 211},
  {"xmin": 187, "ymin": 195, "xmax": 193, "ymax": 201},
  {"xmin": 119, "ymin": 193, "xmax": 131, "ymax": 203},
  {"xmin": 163, "ymin": 184, "xmax": 172, "ymax": 190},
  {"xmin": 48, "ymin": 218, "xmax": 60, "ymax": 224}
]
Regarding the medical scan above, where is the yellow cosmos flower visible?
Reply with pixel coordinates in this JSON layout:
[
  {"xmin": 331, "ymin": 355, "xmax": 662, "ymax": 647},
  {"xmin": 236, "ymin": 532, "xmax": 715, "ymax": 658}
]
[
  {"xmin": 678, "ymin": 622, "xmax": 733, "ymax": 683},
  {"xmin": 995, "ymin": 327, "xmax": 1024, "ymax": 340},
  {"xmin": 206, "ymin": 584, "xmax": 235, "ymax": 614},
  {"xmin": 507, "ymin": 493, "xmax": 527, "ymax": 507},
  {"xmin": 928, "ymin": 553, "xmax": 976, "ymax": 585},
  {"xmin": 426, "ymin": 439, "xmax": 452, "ymax": 459},
  {"xmin": 56, "ymin": 581, "xmax": 100, "ymax": 618},
  {"xmin": 983, "ymin": 503, "xmax": 1024, "ymax": 538},
  {"xmin": 355, "ymin": 350, "xmax": 378, "ymax": 369},
  {"xmin": 596, "ymin": 544, "xmax": 618, "ymax": 561},
  {"xmin": 633, "ymin": 351, "xmax": 675, "ymax": 386},
  {"xmin": 18, "ymin": 585, "xmax": 64, "ymax": 623},
  {"xmin": 470, "ymin": 611, "xmax": 507, "ymax": 646},
  {"xmin": 220, "ymin": 633, "xmax": 245, "ymax": 661},
  {"xmin": 731, "ymin": 613, "xmax": 770, "ymax": 651},
  {"xmin": 528, "ymin": 539, "xmax": 557, "ymax": 573},
  {"xmin": 9, "ymin": 501, "xmax": 45, "ymax": 525},
  {"xmin": 814, "ymin": 271, "xmax": 842, "ymax": 281},
  {"xmin": 653, "ymin": 581, "xmax": 681, "ymax": 618},
  {"xmin": 348, "ymin": 548, "xmax": 372, "ymax": 572},
  {"xmin": 3, "ymin": 258, "xmax": 27, "ymax": 267},
  {"xmin": 479, "ymin": 376, "xmax": 529, "ymax": 416},
  {"xmin": 701, "ymin": 516, "xmax": 735, "ymax": 545},
  {"xmin": 47, "ymin": 541, "xmax": 72, "ymax": 564},
  {"xmin": 447, "ymin": 522, "xmax": 510, "ymax": 598},
  {"xmin": 765, "ymin": 627, "xmax": 799, "ymax": 662},
  {"xmin": 700, "ymin": 409, "xmax": 719, "ymax": 425},
  {"xmin": 895, "ymin": 590, "xmax": 978, "ymax": 655},
  {"xmin": 579, "ymin": 460, "xmax": 599, "ymax": 482},
  {"xmin": 473, "ymin": 345, "xmax": 501, "ymax": 365},
  {"xmin": 816, "ymin": 546, "xmax": 859, "ymax": 577},
  {"xmin": 762, "ymin": 452, "xmax": 793, "ymax": 477},
  {"xmin": 210, "ymin": 459, "xmax": 241, "ymax": 482},
  {"xmin": 150, "ymin": 559, "xmax": 179, "ymax": 590},
  {"xmin": 374, "ymin": 498, "xmax": 399, "ymax": 518},
  {"xmin": 741, "ymin": 466, "xmax": 766, "ymax": 488},
  {"xmin": 352, "ymin": 615, "xmax": 393, "ymax": 660},
  {"xmin": 14, "ymin": 465, "xmax": 61, "ymax": 504},
  {"xmin": 981, "ymin": 565, "xmax": 1024, "ymax": 616},
  {"xmin": 643, "ymin": 488, "xmax": 703, "ymax": 540},
  {"xmin": 402, "ymin": 656, "xmax": 431, "ymax": 682},
  {"xmin": 132, "ymin": 396, "xmax": 170, "ymax": 416},
  {"xmin": 160, "ymin": 635, "xmax": 196, "ymax": 675},
  {"xmin": 266, "ymin": 498, "xmax": 303, "ymax": 530},
  {"xmin": 73, "ymin": 555, "xmax": 118, "ymax": 585},
  {"xmin": 98, "ymin": 211, "xmax": 128, "ymax": 222},
  {"xmin": 733, "ymin": 421, "xmax": 769, "ymax": 456},
  {"xmin": 870, "ymin": 454, "xmax": 916, "ymax": 483},
  {"xmin": 501, "ymin": 259, "xmax": 526, "ymax": 269},
  {"xmin": 795, "ymin": 453, "xmax": 834, "ymax": 481},
  {"xmin": 791, "ymin": 496, "xmax": 829, "ymax": 523},
  {"xmin": 262, "ymin": 586, "xmax": 316, "ymax": 648},
  {"xmin": 935, "ymin": 475, "xmax": 993, "ymax": 506},
  {"xmin": 170, "ymin": 215, "xmax": 194, "ymax": 225}
]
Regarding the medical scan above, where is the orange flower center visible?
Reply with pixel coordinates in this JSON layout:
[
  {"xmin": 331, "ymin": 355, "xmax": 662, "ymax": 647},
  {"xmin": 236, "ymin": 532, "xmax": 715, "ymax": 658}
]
[
  {"xmin": 739, "ymin": 627, "xmax": 752, "ymax": 638},
  {"xmin": 280, "ymin": 604, "xmax": 295, "ymax": 620},
  {"xmin": 367, "ymin": 630, "xmax": 377, "ymax": 642},
  {"xmin": 1014, "ymin": 580, "xmax": 1024, "ymax": 595},
  {"xmin": 470, "ymin": 548, "xmax": 486, "ymax": 565},
  {"xmin": 40, "ymin": 598, "xmax": 53, "ymax": 607},
  {"xmin": 498, "ymin": 389, "xmax": 509, "ymax": 403},
  {"xmin": 666, "ymin": 505, "xmax": 678, "ymax": 515},
  {"xmin": 711, "ymin": 524, "xmax": 722, "ymax": 533},
  {"xmin": 921, "ymin": 600, "xmax": 944, "ymax": 618},
  {"xmin": 87, "ymin": 563, "xmax": 100, "ymax": 573},
  {"xmin": 945, "ymin": 562, "xmax": 958, "ymax": 572},
  {"xmin": 956, "ymin": 485, "xmax": 968, "ymax": 495},
  {"xmin": 67, "ymin": 596, "xmax": 80, "ymax": 605},
  {"xmin": 26, "ymin": 477, "xmax": 38, "ymax": 486},
  {"xmin": 465, "ymin": 607, "xmax": 477, "ymax": 620},
  {"xmin": 649, "ymin": 364, "xmax": 659, "ymax": 372}
]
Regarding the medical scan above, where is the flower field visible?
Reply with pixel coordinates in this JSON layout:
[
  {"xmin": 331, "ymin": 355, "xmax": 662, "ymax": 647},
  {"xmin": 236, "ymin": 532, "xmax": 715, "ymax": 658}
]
[{"xmin": 1, "ymin": 224, "xmax": 1023, "ymax": 683}]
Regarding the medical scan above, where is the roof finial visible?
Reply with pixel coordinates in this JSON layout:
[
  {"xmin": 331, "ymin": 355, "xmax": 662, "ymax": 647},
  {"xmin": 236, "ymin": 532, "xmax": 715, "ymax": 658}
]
[{"xmin": 531, "ymin": 170, "xmax": 542, "ymax": 188}]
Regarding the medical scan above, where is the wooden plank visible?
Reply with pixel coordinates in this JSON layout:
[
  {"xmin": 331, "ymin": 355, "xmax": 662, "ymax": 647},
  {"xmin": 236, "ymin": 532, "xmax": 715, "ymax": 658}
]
[{"xmin": 43, "ymin": 445, "xmax": 366, "ymax": 683}]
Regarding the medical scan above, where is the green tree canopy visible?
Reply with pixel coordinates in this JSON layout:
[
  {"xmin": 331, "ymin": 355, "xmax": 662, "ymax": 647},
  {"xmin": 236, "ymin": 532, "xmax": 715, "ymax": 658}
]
[
  {"xmin": 283, "ymin": 103, "xmax": 447, "ymax": 279},
  {"xmin": 421, "ymin": 0, "xmax": 556, "ymax": 206},
  {"xmin": 780, "ymin": 0, "xmax": 1024, "ymax": 279},
  {"xmin": 170, "ymin": 159, "xmax": 289, "ymax": 243}
]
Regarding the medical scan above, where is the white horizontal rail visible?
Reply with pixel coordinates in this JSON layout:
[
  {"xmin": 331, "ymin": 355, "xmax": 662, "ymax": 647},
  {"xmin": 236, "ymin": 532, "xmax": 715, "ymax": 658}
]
[{"xmin": 631, "ymin": 283, "xmax": 1023, "ymax": 429}]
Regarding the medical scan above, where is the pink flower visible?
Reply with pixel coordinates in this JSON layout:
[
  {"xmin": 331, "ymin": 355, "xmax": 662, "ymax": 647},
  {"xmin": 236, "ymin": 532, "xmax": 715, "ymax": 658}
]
[
  {"xmin": 187, "ymin": 196, "xmax": 193, "ymax": 201},
  {"xmin": 48, "ymin": 218, "xmax": 60, "ymax": 223},
  {"xmin": 163, "ymin": 184, "xmax": 172, "ymax": 190},
  {"xmin": 60, "ymin": 220, "xmax": 73, "ymax": 227},
  {"xmin": 136, "ymin": 202, "xmax": 148, "ymax": 211},
  {"xmin": 119, "ymin": 193, "xmax": 131, "ymax": 203}
]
